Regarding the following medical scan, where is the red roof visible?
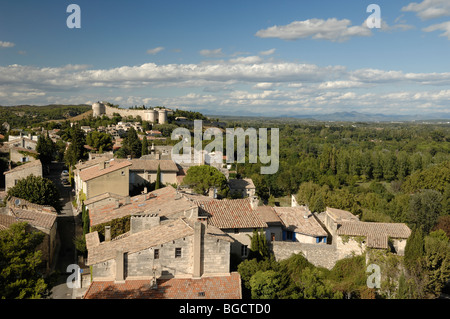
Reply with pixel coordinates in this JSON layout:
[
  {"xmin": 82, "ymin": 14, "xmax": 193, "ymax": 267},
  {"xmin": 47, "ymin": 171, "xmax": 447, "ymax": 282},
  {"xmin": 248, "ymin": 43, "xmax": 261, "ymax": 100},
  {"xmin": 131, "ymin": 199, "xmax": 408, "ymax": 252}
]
[
  {"xmin": 198, "ymin": 198, "xmax": 267, "ymax": 229},
  {"xmin": 83, "ymin": 273, "xmax": 242, "ymax": 299}
]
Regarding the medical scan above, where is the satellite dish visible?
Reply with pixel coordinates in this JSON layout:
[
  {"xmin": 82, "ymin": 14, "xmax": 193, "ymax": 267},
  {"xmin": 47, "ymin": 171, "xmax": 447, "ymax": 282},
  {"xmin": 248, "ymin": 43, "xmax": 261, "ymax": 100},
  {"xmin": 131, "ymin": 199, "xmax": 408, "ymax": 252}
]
[{"xmin": 15, "ymin": 199, "xmax": 21, "ymax": 206}]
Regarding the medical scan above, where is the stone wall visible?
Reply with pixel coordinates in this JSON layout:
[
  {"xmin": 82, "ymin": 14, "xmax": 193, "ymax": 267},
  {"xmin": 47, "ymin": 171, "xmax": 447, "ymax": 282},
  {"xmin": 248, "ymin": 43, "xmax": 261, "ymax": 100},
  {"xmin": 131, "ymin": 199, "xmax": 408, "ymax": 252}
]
[
  {"xmin": 202, "ymin": 234, "xmax": 231, "ymax": 275},
  {"xmin": 271, "ymin": 242, "xmax": 339, "ymax": 270},
  {"xmin": 5, "ymin": 161, "xmax": 42, "ymax": 192}
]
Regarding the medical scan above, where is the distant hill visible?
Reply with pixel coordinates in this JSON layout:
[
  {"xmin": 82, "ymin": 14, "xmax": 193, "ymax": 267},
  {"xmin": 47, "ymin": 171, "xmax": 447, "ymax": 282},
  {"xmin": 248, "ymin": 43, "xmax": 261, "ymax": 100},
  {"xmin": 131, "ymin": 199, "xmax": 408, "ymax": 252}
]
[
  {"xmin": 0, "ymin": 104, "xmax": 91, "ymax": 128},
  {"xmin": 292, "ymin": 111, "xmax": 450, "ymax": 122},
  {"xmin": 209, "ymin": 110, "xmax": 450, "ymax": 123}
]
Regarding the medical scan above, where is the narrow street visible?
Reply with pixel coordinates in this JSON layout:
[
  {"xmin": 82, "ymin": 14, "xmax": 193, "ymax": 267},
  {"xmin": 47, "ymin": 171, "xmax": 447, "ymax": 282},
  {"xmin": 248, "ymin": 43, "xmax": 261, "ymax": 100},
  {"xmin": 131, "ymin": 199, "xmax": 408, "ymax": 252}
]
[{"xmin": 46, "ymin": 162, "xmax": 79, "ymax": 299}]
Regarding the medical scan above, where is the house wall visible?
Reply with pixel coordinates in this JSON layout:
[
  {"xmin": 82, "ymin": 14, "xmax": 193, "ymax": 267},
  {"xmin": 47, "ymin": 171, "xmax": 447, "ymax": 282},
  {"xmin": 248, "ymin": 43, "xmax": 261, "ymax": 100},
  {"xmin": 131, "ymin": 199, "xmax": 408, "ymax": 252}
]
[
  {"xmin": 90, "ymin": 232, "xmax": 231, "ymax": 281},
  {"xmin": 265, "ymin": 226, "xmax": 283, "ymax": 242},
  {"xmin": 202, "ymin": 234, "xmax": 230, "ymax": 275},
  {"xmin": 393, "ymin": 238, "xmax": 407, "ymax": 256},
  {"xmin": 85, "ymin": 167, "xmax": 129, "ymax": 199},
  {"xmin": 129, "ymin": 170, "xmax": 177, "ymax": 187},
  {"xmin": 127, "ymin": 236, "xmax": 193, "ymax": 278},
  {"xmin": 223, "ymin": 228, "xmax": 262, "ymax": 258},
  {"xmin": 5, "ymin": 162, "xmax": 42, "ymax": 192},
  {"xmin": 10, "ymin": 148, "xmax": 37, "ymax": 163},
  {"xmin": 335, "ymin": 235, "xmax": 366, "ymax": 259}
]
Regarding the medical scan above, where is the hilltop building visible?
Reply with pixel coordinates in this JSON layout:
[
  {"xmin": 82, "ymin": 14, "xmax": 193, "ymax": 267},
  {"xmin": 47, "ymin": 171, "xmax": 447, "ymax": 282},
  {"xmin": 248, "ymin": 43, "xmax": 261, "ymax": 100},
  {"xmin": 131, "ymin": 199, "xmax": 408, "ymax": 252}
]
[{"xmin": 92, "ymin": 102, "xmax": 172, "ymax": 125}]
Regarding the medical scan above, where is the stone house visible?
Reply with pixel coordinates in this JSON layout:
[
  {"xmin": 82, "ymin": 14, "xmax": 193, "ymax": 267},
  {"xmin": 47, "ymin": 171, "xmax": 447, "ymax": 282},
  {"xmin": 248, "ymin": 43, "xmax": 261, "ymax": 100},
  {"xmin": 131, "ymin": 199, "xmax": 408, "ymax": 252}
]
[
  {"xmin": 197, "ymin": 196, "xmax": 267, "ymax": 259},
  {"xmin": 87, "ymin": 186, "xmax": 199, "ymax": 229},
  {"xmin": 273, "ymin": 206, "xmax": 328, "ymax": 244},
  {"xmin": 85, "ymin": 217, "xmax": 234, "ymax": 281},
  {"xmin": 1, "ymin": 196, "xmax": 58, "ymax": 271},
  {"xmin": 323, "ymin": 207, "xmax": 411, "ymax": 258},
  {"xmin": 228, "ymin": 178, "xmax": 256, "ymax": 198},
  {"xmin": 4, "ymin": 159, "xmax": 43, "ymax": 193},
  {"xmin": 76, "ymin": 159, "xmax": 132, "ymax": 201},
  {"xmin": 115, "ymin": 158, "xmax": 179, "ymax": 188}
]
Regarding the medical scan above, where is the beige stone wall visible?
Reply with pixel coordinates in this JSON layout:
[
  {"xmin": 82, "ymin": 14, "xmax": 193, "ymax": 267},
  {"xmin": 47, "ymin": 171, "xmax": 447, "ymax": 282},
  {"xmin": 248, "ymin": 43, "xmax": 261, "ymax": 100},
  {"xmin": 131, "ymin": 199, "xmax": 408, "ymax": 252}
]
[
  {"xmin": 335, "ymin": 235, "xmax": 365, "ymax": 259},
  {"xmin": 5, "ymin": 162, "xmax": 42, "ymax": 192},
  {"xmin": 85, "ymin": 167, "xmax": 130, "ymax": 199}
]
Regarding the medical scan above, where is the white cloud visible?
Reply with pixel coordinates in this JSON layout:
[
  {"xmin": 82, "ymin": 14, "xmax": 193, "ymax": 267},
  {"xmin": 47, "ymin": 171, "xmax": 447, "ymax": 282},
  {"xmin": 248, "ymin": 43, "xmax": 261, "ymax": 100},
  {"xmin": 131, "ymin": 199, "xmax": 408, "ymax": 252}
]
[
  {"xmin": 402, "ymin": 0, "xmax": 450, "ymax": 20},
  {"xmin": 0, "ymin": 41, "xmax": 15, "ymax": 48},
  {"xmin": 255, "ymin": 18, "xmax": 372, "ymax": 42},
  {"xmin": 259, "ymin": 48, "xmax": 276, "ymax": 56},
  {"xmin": 1, "ymin": 59, "xmax": 450, "ymax": 115},
  {"xmin": 423, "ymin": 21, "xmax": 450, "ymax": 39},
  {"xmin": 146, "ymin": 47, "xmax": 165, "ymax": 55},
  {"xmin": 199, "ymin": 48, "xmax": 224, "ymax": 57}
]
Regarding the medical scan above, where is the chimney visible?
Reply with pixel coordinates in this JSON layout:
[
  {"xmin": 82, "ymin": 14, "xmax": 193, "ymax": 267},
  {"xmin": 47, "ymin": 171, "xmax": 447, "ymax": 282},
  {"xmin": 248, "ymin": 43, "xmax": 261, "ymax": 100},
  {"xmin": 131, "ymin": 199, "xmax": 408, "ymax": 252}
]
[
  {"xmin": 249, "ymin": 196, "xmax": 259, "ymax": 210},
  {"xmin": 125, "ymin": 196, "xmax": 131, "ymax": 205},
  {"xmin": 105, "ymin": 225, "xmax": 111, "ymax": 242},
  {"xmin": 193, "ymin": 221, "xmax": 203, "ymax": 278},
  {"xmin": 115, "ymin": 249, "xmax": 125, "ymax": 283}
]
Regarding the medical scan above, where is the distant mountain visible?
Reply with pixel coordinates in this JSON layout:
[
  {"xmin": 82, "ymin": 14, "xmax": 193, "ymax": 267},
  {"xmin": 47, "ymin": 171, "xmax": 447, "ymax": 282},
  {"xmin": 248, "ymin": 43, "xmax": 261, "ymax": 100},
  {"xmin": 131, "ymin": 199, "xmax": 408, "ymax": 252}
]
[{"xmin": 291, "ymin": 111, "xmax": 450, "ymax": 122}]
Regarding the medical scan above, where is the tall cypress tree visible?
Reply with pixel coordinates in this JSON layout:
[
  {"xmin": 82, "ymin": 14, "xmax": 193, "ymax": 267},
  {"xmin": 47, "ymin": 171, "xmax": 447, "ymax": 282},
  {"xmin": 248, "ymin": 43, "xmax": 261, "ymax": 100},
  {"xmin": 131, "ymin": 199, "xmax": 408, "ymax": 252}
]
[{"xmin": 155, "ymin": 164, "xmax": 161, "ymax": 189}]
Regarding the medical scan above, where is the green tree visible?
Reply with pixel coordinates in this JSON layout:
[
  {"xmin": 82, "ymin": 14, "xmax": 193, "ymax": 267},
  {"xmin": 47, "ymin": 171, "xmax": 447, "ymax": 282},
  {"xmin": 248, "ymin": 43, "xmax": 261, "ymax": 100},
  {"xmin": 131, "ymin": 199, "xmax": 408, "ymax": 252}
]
[
  {"xmin": 7, "ymin": 175, "xmax": 62, "ymax": 213},
  {"xmin": 86, "ymin": 131, "xmax": 113, "ymax": 152},
  {"xmin": 250, "ymin": 270, "xmax": 284, "ymax": 299},
  {"xmin": 36, "ymin": 133, "xmax": 55, "ymax": 165},
  {"xmin": 423, "ymin": 230, "xmax": 450, "ymax": 297},
  {"xmin": 155, "ymin": 164, "xmax": 161, "ymax": 190},
  {"xmin": 119, "ymin": 127, "xmax": 142, "ymax": 158},
  {"xmin": 0, "ymin": 222, "xmax": 51, "ymax": 298},
  {"xmin": 408, "ymin": 189, "xmax": 442, "ymax": 234},
  {"xmin": 404, "ymin": 227, "xmax": 424, "ymax": 273},
  {"xmin": 141, "ymin": 136, "xmax": 149, "ymax": 156},
  {"xmin": 182, "ymin": 165, "xmax": 227, "ymax": 196},
  {"xmin": 64, "ymin": 125, "xmax": 87, "ymax": 166},
  {"xmin": 247, "ymin": 229, "xmax": 269, "ymax": 261}
]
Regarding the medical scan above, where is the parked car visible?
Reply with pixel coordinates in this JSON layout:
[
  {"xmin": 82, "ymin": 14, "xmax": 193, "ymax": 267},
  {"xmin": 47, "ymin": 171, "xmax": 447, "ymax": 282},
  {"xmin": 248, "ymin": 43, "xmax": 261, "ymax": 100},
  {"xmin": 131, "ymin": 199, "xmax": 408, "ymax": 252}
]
[{"xmin": 61, "ymin": 170, "xmax": 69, "ymax": 176}]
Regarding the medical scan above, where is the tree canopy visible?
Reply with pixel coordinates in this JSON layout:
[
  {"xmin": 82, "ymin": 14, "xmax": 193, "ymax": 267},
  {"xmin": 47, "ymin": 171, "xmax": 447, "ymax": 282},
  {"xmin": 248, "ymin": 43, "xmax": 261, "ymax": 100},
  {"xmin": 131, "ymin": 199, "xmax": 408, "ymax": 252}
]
[
  {"xmin": 0, "ymin": 222, "xmax": 51, "ymax": 299},
  {"xmin": 7, "ymin": 175, "xmax": 62, "ymax": 212},
  {"xmin": 182, "ymin": 165, "xmax": 228, "ymax": 196}
]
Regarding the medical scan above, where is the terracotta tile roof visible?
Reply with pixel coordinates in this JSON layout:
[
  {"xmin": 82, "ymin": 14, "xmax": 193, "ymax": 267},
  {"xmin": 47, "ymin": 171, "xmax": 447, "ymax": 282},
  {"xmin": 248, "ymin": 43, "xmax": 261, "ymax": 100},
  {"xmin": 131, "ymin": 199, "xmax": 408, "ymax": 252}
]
[
  {"xmin": 74, "ymin": 154, "xmax": 114, "ymax": 171},
  {"xmin": 89, "ymin": 186, "xmax": 197, "ymax": 227},
  {"xmin": 3, "ymin": 159, "xmax": 42, "ymax": 175},
  {"xmin": 197, "ymin": 198, "xmax": 267, "ymax": 229},
  {"xmin": 0, "ymin": 214, "xmax": 17, "ymax": 230},
  {"xmin": 83, "ymin": 272, "xmax": 242, "ymax": 299},
  {"xmin": 79, "ymin": 160, "xmax": 132, "ymax": 181},
  {"xmin": 8, "ymin": 208, "xmax": 57, "ymax": 230},
  {"xmin": 84, "ymin": 192, "xmax": 127, "ymax": 206},
  {"xmin": 255, "ymin": 206, "xmax": 283, "ymax": 224},
  {"xmin": 4, "ymin": 197, "xmax": 57, "ymax": 230},
  {"xmin": 86, "ymin": 218, "xmax": 194, "ymax": 265},
  {"xmin": 326, "ymin": 207, "xmax": 359, "ymax": 222},
  {"xmin": 336, "ymin": 221, "xmax": 411, "ymax": 249},
  {"xmin": 8, "ymin": 196, "xmax": 57, "ymax": 214},
  {"xmin": 115, "ymin": 158, "xmax": 179, "ymax": 172},
  {"xmin": 274, "ymin": 207, "xmax": 328, "ymax": 237}
]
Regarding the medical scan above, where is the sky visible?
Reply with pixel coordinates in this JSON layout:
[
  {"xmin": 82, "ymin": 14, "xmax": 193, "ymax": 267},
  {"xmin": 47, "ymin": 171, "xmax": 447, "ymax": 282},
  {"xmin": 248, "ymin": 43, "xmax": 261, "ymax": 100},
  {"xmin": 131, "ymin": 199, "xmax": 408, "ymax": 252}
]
[{"xmin": 0, "ymin": 0, "xmax": 450, "ymax": 116}]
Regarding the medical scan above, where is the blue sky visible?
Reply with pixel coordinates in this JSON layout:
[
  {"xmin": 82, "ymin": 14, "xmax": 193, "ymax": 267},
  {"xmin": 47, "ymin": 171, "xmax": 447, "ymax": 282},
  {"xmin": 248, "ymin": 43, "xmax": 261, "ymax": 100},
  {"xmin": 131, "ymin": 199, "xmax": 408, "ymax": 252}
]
[{"xmin": 1, "ymin": 0, "xmax": 450, "ymax": 116}]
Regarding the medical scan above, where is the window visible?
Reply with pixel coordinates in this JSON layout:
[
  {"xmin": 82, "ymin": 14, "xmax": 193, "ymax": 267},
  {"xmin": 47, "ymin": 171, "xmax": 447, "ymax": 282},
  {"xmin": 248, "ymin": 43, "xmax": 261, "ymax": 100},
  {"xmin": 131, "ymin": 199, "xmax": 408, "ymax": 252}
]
[
  {"xmin": 286, "ymin": 231, "xmax": 294, "ymax": 241},
  {"xmin": 241, "ymin": 245, "xmax": 248, "ymax": 257},
  {"xmin": 154, "ymin": 249, "xmax": 159, "ymax": 259},
  {"xmin": 175, "ymin": 248, "xmax": 182, "ymax": 258}
]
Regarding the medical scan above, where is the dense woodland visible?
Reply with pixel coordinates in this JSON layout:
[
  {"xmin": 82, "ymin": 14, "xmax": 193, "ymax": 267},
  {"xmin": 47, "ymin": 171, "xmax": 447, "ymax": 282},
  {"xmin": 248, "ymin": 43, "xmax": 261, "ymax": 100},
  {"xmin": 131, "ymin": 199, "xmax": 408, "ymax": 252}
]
[{"xmin": 228, "ymin": 119, "xmax": 450, "ymax": 299}]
